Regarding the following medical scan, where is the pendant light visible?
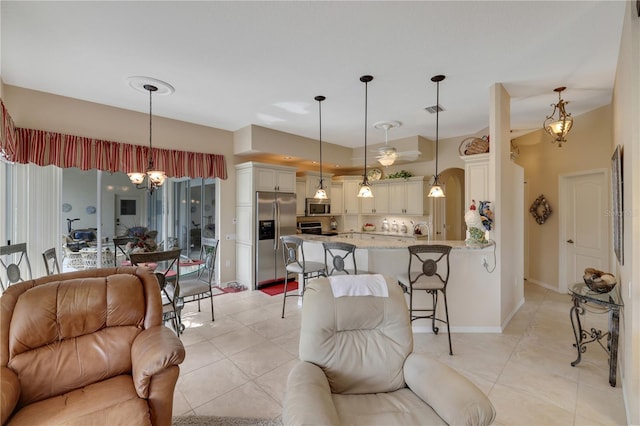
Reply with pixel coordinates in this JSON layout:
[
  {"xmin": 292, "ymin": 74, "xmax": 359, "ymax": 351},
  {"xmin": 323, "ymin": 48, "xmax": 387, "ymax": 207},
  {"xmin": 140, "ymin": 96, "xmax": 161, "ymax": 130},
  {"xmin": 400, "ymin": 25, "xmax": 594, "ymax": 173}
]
[
  {"xmin": 127, "ymin": 82, "xmax": 168, "ymax": 193},
  {"xmin": 543, "ymin": 86, "xmax": 573, "ymax": 147},
  {"xmin": 428, "ymin": 74, "xmax": 446, "ymax": 198},
  {"xmin": 357, "ymin": 75, "xmax": 374, "ymax": 198},
  {"xmin": 313, "ymin": 95, "xmax": 328, "ymax": 199}
]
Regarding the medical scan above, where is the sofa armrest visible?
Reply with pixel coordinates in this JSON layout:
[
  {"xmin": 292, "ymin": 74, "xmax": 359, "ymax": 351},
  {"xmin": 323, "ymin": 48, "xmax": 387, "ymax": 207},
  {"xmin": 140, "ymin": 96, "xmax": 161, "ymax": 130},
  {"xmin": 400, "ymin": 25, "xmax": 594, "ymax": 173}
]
[
  {"xmin": 283, "ymin": 361, "xmax": 340, "ymax": 426},
  {"xmin": 404, "ymin": 353, "xmax": 496, "ymax": 426},
  {"xmin": 131, "ymin": 326, "xmax": 185, "ymax": 398},
  {"xmin": 1, "ymin": 366, "xmax": 20, "ymax": 425}
]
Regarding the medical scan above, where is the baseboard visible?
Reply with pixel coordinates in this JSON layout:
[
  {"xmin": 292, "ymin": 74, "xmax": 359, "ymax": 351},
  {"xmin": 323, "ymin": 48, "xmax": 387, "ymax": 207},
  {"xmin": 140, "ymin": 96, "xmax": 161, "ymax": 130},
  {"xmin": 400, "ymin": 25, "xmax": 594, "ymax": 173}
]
[
  {"xmin": 501, "ymin": 297, "xmax": 525, "ymax": 331},
  {"xmin": 527, "ymin": 278, "xmax": 561, "ymax": 293}
]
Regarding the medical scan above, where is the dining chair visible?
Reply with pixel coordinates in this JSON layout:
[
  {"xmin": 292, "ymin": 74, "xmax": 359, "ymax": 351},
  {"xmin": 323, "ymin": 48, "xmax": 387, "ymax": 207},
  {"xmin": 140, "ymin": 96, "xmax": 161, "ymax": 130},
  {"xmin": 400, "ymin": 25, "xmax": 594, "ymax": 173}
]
[
  {"xmin": 322, "ymin": 241, "xmax": 358, "ymax": 276},
  {"xmin": 0, "ymin": 243, "xmax": 32, "ymax": 292},
  {"xmin": 113, "ymin": 236, "xmax": 136, "ymax": 266},
  {"xmin": 397, "ymin": 244, "xmax": 453, "ymax": 355},
  {"xmin": 280, "ymin": 236, "xmax": 326, "ymax": 318},
  {"xmin": 42, "ymin": 247, "xmax": 61, "ymax": 276},
  {"xmin": 180, "ymin": 238, "xmax": 218, "ymax": 322},
  {"xmin": 129, "ymin": 248, "xmax": 183, "ymax": 336}
]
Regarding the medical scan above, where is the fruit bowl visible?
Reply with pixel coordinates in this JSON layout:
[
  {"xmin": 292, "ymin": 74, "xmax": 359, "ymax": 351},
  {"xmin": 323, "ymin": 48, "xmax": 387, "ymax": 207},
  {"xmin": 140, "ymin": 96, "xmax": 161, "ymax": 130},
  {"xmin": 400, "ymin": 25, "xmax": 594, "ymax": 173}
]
[
  {"xmin": 363, "ymin": 224, "xmax": 376, "ymax": 232},
  {"xmin": 583, "ymin": 275, "xmax": 616, "ymax": 293},
  {"xmin": 583, "ymin": 268, "xmax": 616, "ymax": 293}
]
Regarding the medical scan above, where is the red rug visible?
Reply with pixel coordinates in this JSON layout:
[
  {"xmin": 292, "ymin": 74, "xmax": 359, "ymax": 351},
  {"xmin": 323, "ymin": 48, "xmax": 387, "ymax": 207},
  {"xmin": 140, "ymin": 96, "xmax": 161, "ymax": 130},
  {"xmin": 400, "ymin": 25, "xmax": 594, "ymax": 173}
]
[
  {"xmin": 260, "ymin": 281, "xmax": 298, "ymax": 296},
  {"xmin": 212, "ymin": 284, "xmax": 247, "ymax": 296}
]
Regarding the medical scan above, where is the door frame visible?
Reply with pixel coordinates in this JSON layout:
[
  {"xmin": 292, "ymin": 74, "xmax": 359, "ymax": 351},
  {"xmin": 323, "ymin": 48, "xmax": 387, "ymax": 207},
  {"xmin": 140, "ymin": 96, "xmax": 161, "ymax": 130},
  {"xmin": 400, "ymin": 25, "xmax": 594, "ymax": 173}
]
[{"xmin": 558, "ymin": 168, "xmax": 609, "ymax": 293}]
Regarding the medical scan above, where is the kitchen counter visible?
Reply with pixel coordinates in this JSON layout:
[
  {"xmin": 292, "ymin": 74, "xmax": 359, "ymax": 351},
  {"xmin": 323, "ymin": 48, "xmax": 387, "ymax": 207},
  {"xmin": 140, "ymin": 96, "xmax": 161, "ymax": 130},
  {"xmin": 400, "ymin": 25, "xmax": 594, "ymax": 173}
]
[
  {"xmin": 297, "ymin": 233, "xmax": 493, "ymax": 250},
  {"xmin": 293, "ymin": 234, "xmax": 501, "ymax": 333}
]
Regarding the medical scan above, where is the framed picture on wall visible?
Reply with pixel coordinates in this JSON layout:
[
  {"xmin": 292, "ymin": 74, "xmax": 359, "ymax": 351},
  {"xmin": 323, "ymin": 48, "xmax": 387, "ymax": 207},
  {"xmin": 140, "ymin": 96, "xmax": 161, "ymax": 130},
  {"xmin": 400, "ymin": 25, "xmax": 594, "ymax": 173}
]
[{"xmin": 611, "ymin": 145, "xmax": 623, "ymax": 265}]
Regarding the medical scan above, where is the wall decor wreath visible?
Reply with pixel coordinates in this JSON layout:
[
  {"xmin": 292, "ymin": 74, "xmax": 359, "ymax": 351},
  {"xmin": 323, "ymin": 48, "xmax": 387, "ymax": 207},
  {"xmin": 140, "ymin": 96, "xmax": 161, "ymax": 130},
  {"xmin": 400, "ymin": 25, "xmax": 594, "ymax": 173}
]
[{"xmin": 530, "ymin": 194, "xmax": 552, "ymax": 225}]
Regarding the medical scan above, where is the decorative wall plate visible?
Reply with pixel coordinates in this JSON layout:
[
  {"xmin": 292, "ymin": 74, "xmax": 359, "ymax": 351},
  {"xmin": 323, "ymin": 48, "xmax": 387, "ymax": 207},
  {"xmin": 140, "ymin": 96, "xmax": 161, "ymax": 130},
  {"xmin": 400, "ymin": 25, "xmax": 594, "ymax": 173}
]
[
  {"xmin": 367, "ymin": 168, "xmax": 382, "ymax": 181},
  {"xmin": 62, "ymin": 203, "xmax": 72, "ymax": 212}
]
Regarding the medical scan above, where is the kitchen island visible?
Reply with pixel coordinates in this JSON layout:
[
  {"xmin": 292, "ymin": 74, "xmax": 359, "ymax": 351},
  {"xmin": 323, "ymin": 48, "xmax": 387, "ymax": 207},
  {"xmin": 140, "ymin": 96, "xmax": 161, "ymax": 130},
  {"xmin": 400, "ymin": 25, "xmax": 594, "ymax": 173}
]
[{"xmin": 296, "ymin": 233, "xmax": 506, "ymax": 333}]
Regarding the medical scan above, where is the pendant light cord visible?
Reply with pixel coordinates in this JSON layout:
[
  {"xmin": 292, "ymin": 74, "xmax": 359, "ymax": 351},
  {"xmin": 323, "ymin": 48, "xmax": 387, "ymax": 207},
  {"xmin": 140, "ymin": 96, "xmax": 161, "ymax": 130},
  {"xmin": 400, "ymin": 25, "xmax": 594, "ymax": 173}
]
[
  {"xmin": 435, "ymin": 79, "xmax": 439, "ymax": 182},
  {"xmin": 319, "ymin": 97, "xmax": 323, "ymax": 186},
  {"xmin": 363, "ymin": 79, "xmax": 368, "ymax": 179}
]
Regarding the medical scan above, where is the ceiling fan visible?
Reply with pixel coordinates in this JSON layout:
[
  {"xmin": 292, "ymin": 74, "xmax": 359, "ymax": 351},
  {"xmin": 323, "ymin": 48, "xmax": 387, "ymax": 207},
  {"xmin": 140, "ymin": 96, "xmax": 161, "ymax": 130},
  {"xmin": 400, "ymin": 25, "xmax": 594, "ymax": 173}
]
[{"xmin": 372, "ymin": 121, "xmax": 421, "ymax": 167}]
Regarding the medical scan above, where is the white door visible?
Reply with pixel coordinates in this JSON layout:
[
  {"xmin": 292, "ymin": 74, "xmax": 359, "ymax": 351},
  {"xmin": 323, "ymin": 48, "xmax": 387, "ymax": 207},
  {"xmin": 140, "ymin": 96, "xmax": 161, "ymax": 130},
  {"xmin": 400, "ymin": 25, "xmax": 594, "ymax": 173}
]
[
  {"xmin": 559, "ymin": 170, "xmax": 609, "ymax": 293},
  {"xmin": 115, "ymin": 195, "xmax": 142, "ymax": 236}
]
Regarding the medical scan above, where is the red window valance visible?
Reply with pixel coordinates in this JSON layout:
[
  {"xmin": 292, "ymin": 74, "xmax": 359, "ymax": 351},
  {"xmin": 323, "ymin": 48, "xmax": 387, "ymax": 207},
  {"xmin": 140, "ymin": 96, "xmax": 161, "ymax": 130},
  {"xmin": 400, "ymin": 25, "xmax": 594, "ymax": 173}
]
[{"xmin": 1, "ymin": 99, "xmax": 227, "ymax": 180}]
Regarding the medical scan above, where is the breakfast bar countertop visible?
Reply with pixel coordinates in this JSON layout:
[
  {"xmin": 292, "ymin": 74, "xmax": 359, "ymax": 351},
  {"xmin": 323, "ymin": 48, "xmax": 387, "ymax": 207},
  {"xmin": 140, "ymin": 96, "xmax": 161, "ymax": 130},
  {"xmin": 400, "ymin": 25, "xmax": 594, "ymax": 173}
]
[{"xmin": 295, "ymin": 233, "xmax": 494, "ymax": 250}]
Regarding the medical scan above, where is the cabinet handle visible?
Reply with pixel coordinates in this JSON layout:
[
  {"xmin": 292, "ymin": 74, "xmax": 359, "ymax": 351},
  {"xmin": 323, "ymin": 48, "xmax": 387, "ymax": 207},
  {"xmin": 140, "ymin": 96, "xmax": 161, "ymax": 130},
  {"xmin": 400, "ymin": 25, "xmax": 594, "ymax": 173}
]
[{"xmin": 567, "ymin": 239, "xmax": 574, "ymax": 244}]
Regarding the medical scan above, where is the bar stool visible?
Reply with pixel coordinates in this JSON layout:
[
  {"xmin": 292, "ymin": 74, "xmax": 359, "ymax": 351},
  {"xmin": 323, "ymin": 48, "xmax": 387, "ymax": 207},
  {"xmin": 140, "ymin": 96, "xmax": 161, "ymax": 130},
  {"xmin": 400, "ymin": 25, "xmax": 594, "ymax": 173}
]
[
  {"xmin": 281, "ymin": 236, "xmax": 326, "ymax": 318},
  {"xmin": 397, "ymin": 244, "xmax": 453, "ymax": 355},
  {"xmin": 322, "ymin": 241, "xmax": 358, "ymax": 276}
]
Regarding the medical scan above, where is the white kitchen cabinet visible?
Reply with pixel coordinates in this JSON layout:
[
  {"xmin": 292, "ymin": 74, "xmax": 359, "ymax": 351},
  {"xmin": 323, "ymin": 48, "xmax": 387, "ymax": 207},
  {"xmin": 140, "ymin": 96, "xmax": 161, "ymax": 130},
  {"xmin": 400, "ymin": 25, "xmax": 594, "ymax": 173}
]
[
  {"xmin": 341, "ymin": 179, "xmax": 361, "ymax": 215},
  {"xmin": 296, "ymin": 179, "xmax": 306, "ymax": 216},
  {"xmin": 253, "ymin": 165, "xmax": 296, "ymax": 193},
  {"xmin": 387, "ymin": 177, "xmax": 429, "ymax": 215},
  {"xmin": 297, "ymin": 171, "xmax": 333, "ymax": 199},
  {"xmin": 331, "ymin": 182, "xmax": 343, "ymax": 216},
  {"xmin": 360, "ymin": 181, "xmax": 389, "ymax": 214},
  {"xmin": 461, "ymin": 153, "xmax": 490, "ymax": 209}
]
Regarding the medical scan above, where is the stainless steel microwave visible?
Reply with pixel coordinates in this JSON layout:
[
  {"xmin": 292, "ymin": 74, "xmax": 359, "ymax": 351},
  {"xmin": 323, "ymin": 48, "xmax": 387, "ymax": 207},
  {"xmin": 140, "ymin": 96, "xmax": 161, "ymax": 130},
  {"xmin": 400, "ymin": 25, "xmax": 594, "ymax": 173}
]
[{"xmin": 305, "ymin": 198, "xmax": 331, "ymax": 216}]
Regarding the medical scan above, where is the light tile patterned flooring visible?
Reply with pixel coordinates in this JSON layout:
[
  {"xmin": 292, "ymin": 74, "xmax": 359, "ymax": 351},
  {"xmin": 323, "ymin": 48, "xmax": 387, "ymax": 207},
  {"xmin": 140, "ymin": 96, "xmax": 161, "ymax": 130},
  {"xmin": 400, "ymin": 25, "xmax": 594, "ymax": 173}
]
[{"xmin": 172, "ymin": 282, "xmax": 627, "ymax": 425}]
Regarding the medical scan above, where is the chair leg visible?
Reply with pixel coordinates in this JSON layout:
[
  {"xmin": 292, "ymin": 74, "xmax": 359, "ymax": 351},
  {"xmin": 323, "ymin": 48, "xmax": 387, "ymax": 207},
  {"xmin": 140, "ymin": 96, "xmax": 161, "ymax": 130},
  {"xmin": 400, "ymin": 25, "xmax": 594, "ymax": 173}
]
[
  {"xmin": 442, "ymin": 290, "xmax": 453, "ymax": 355},
  {"xmin": 281, "ymin": 275, "xmax": 289, "ymax": 318},
  {"xmin": 209, "ymin": 293, "xmax": 215, "ymax": 322},
  {"xmin": 431, "ymin": 291, "xmax": 439, "ymax": 334}
]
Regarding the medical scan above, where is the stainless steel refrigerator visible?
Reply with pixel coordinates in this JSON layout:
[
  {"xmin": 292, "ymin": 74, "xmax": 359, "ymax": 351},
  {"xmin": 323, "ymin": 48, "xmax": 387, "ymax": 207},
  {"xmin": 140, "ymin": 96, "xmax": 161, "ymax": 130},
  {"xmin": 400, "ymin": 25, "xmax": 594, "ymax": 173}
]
[{"xmin": 255, "ymin": 191, "xmax": 297, "ymax": 289}]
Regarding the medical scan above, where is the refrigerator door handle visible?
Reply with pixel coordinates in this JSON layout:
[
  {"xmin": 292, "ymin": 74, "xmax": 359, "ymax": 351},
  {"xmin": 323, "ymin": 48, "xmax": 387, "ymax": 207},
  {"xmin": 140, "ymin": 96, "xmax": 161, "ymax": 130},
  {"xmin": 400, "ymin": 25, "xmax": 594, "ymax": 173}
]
[{"xmin": 273, "ymin": 201, "xmax": 279, "ymax": 250}]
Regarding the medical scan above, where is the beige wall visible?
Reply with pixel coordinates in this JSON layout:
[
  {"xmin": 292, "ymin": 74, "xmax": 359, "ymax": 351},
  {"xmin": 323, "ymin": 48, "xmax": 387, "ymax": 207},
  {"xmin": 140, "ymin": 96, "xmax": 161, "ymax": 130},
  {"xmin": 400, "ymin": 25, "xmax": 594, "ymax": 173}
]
[
  {"xmin": 514, "ymin": 104, "xmax": 613, "ymax": 290},
  {"xmin": 612, "ymin": 2, "xmax": 639, "ymax": 423}
]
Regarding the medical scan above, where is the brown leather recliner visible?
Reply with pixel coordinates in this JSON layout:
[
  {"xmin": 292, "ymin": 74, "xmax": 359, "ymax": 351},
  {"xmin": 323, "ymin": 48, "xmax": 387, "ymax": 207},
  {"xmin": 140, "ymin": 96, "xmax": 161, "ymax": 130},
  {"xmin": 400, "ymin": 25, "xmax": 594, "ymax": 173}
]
[{"xmin": 0, "ymin": 267, "xmax": 185, "ymax": 426}]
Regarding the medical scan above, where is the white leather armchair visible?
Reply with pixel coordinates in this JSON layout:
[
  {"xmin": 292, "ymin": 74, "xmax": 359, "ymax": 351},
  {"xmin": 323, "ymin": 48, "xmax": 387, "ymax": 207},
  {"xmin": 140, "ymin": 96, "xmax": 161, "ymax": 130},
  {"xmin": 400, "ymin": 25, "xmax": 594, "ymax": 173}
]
[{"xmin": 283, "ymin": 275, "xmax": 495, "ymax": 425}]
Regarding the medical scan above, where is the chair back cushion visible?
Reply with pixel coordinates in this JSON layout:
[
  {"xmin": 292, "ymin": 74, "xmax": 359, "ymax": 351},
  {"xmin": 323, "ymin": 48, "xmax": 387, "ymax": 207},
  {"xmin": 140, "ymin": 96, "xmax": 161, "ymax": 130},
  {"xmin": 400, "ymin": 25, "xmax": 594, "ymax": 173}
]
[
  {"xmin": 1, "ymin": 267, "xmax": 161, "ymax": 408},
  {"xmin": 299, "ymin": 275, "xmax": 412, "ymax": 394}
]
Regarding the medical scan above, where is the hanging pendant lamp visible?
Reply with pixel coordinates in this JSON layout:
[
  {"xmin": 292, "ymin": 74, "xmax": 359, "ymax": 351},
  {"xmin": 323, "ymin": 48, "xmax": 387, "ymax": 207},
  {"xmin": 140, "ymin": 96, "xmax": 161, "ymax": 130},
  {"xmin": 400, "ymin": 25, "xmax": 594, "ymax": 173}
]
[
  {"xmin": 543, "ymin": 86, "xmax": 573, "ymax": 147},
  {"xmin": 313, "ymin": 95, "xmax": 328, "ymax": 200},
  {"xmin": 127, "ymin": 79, "xmax": 171, "ymax": 194},
  {"xmin": 428, "ymin": 75, "xmax": 446, "ymax": 198},
  {"xmin": 358, "ymin": 75, "xmax": 374, "ymax": 198}
]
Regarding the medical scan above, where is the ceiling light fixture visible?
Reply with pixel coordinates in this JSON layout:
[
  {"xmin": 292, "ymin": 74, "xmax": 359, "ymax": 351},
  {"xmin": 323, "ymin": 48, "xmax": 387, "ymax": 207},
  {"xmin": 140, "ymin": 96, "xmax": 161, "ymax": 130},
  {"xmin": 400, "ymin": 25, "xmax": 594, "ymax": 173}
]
[
  {"xmin": 374, "ymin": 120, "xmax": 401, "ymax": 167},
  {"xmin": 428, "ymin": 74, "xmax": 446, "ymax": 198},
  {"xmin": 128, "ymin": 83, "xmax": 168, "ymax": 193},
  {"xmin": 543, "ymin": 86, "xmax": 573, "ymax": 147},
  {"xmin": 358, "ymin": 75, "xmax": 374, "ymax": 198},
  {"xmin": 313, "ymin": 95, "xmax": 328, "ymax": 200}
]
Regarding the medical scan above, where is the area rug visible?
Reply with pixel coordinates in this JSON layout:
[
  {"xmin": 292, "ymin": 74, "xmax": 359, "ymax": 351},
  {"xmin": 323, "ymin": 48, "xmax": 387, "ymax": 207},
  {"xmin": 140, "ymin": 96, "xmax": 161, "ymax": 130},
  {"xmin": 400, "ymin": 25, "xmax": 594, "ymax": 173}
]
[
  {"xmin": 259, "ymin": 281, "xmax": 298, "ymax": 296},
  {"xmin": 173, "ymin": 415, "xmax": 282, "ymax": 426}
]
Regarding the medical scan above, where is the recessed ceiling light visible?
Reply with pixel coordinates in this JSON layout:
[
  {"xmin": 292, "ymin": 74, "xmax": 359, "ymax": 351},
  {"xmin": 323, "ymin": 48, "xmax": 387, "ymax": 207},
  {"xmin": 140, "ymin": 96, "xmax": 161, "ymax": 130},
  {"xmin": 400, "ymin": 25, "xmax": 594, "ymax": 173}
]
[
  {"xmin": 127, "ymin": 76, "xmax": 174, "ymax": 95},
  {"xmin": 284, "ymin": 156, "xmax": 292, "ymax": 160}
]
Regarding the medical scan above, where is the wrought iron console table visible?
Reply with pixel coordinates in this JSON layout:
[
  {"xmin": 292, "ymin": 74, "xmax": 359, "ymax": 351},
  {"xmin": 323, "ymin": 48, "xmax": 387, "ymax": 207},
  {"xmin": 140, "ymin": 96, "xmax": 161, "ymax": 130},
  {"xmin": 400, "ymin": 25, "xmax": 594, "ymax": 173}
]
[{"xmin": 569, "ymin": 282, "xmax": 623, "ymax": 387}]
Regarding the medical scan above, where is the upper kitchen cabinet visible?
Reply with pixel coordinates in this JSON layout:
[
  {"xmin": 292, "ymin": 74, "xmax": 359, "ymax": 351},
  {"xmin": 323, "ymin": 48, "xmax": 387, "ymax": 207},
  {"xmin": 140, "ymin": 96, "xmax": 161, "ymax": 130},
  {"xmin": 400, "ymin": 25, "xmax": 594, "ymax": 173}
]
[
  {"xmin": 236, "ymin": 162, "xmax": 297, "ymax": 197},
  {"xmin": 330, "ymin": 181, "xmax": 343, "ymax": 216},
  {"xmin": 334, "ymin": 176, "xmax": 362, "ymax": 215},
  {"xmin": 388, "ymin": 177, "xmax": 430, "ymax": 215},
  {"xmin": 296, "ymin": 171, "xmax": 334, "ymax": 200},
  {"xmin": 296, "ymin": 178, "xmax": 306, "ymax": 216},
  {"xmin": 360, "ymin": 181, "xmax": 389, "ymax": 215}
]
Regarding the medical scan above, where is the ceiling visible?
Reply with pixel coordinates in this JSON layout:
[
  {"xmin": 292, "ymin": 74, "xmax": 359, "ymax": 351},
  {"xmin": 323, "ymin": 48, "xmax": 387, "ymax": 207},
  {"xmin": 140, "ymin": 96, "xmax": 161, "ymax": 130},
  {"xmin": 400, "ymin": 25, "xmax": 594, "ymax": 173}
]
[{"xmin": 1, "ymin": 1, "xmax": 626, "ymax": 150}]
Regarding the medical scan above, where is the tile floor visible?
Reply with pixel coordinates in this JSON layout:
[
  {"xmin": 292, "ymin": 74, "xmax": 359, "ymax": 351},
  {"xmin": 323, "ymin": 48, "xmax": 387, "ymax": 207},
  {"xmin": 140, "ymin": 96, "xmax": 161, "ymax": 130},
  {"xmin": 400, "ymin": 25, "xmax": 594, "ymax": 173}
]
[{"xmin": 172, "ymin": 281, "xmax": 627, "ymax": 425}]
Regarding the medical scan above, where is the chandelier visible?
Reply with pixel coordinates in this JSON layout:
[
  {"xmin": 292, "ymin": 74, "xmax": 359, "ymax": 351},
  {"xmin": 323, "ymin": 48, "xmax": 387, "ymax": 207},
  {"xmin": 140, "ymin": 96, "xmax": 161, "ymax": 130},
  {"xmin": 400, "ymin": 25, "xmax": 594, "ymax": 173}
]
[
  {"xmin": 428, "ymin": 75, "xmax": 446, "ymax": 198},
  {"xmin": 543, "ymin": 86, "xmax": 573, "ymax": 147},
  {"xmin": 357, "ymin": 75, "xmax": 374, "ymax": 198},
  {"xmin": 313, "ymin": 95, "xmax": 328, "ymax": 199},
  {"xmin": 128, "ymin": 80, "xmax": 169, "ymax": 193}
]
